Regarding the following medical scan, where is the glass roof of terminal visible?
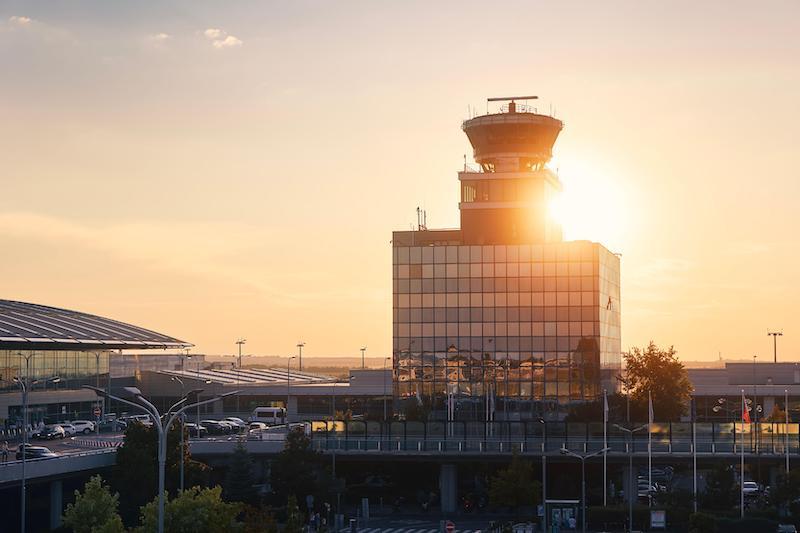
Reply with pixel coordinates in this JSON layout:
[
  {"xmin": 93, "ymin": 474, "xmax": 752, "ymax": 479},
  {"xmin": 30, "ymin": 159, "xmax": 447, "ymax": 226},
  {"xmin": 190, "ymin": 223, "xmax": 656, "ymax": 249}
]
[
  {"xmin": 0, "ymin": 299, "xmax": 190, "ymax": 350},
  {"xmin": 160, "ymin": 367, "xmax": 336, "ymax": 385}
]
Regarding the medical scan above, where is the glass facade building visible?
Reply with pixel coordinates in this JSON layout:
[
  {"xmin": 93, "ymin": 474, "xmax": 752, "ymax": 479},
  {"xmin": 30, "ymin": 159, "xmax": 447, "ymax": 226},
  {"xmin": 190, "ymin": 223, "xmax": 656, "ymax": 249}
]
[
  {"xmin": 392, "ymin": 242, "xmax": 620, "ymax": 418},
  {"xmin": 391, "ymin": 100, "xmax": 621, "ymax": 419}
]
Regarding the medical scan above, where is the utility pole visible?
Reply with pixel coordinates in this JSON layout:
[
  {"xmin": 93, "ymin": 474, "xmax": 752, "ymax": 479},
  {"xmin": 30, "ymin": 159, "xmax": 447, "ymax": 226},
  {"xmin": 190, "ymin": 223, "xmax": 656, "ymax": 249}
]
[
  {"xmin": 768, "ymin": 331, "xmax": 783, "ymax": 363},
  {"xmin": 297, "ymin": 342, "xmax": 305, "ymax": 371}
]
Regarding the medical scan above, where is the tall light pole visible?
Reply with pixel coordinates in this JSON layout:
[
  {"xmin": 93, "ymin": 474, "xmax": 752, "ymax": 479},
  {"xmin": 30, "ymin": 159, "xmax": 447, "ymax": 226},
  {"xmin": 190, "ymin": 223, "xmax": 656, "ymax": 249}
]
[
  {"xmin": 236, "ymin": 338, "xmax": 246, "ymax": 368},
  {"xmin": 296, "ymin": 342, "xmax": 305, "ymax": 371},
  {"xmin": 539, "ymin": 417, "xmax": 547, "ymax": 533},
  {"xmin": 768, "ymin": 331, "xmax": 783, "ymax": 363},
  {"xmin": 560, "ymin": 447, "xmax": 610, "ymax": 533},
  {"xmin": 383, "ymin": 356, "xmax": 391, "ymax": 421},
  {"xmin": 13, "ymin": 350, "xmax": 60, "ymax": 533},
  {"xmin": 170, "ymin": 376, "xmax": 186, "ymax": 491},
  {"xmin": 287, "ymin": 356, "xmax": 296, "ymax": 423},
  {"xmin": 786, "ymin": 389, "xmax": 790, "ymax": 474},
  {"xmin": 84, "ymin": 385, "xmax": 238, "ymax": 533},
  {"xmin": 360, "ymin": 346, "xmax": 366, "ymax": 369},
  {"xmin": 615, "ymin": 423, "xmax": 648, "ymax": 532}
]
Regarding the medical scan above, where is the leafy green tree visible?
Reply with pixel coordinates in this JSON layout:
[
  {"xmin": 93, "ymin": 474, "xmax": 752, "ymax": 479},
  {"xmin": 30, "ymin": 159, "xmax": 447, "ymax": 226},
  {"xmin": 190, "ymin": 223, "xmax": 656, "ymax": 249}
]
[
  {"xmin": 488, "ymin": 454, "xmax": 541, "ymax": 517},
  {"xmin": 770, "ymin": 469, "xmax": 800, "ymax": 515},
  {"xmin": 224, "ymin": 442, "xmax": 258, "ymax": 505},
  {"xmin": 269, "ymin": 428, "xmax": 322, "ymax": 504},
  {"xmin": 688, "ymin": 512, "xmax": 717, "ymax": 533},
  {"xmin": 113, "ymin": 420, "xmax": 210, "ymax": 522},
  {"xmin": 241, "ymin": 505, "xmax": 278, "ymax": 533},
  {"xmin": 703, "ymin": 464, "xmax": 738, "ymax": 510},
  {"xmin": 136, "ymin": 486, "xmax": 241, "ymax": 533},
  {"xmin": 623, "ymin": 342, "xmax": 692, "ymax": 421},
  {"xmin": 62, "ymin": 475, "xmax": 126, "ymax": 533},
  {"xmin": 284, "ymin": 495, "xmax": 304, "ymax": 533}
]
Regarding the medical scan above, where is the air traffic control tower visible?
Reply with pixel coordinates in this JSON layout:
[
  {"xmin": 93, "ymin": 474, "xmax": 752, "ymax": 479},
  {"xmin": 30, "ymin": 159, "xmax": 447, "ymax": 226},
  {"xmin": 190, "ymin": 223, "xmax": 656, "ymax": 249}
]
[{"xmin": 392, "ymin": 97, "xmax": 621, "ymax": 420}]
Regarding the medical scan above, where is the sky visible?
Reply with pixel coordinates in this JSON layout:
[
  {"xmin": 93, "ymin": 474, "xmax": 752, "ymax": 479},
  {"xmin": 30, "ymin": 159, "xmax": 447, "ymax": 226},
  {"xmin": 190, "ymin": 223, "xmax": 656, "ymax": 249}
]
[{"xmin": 1, "ymin": 1, "xmax": 798, "ymax": 361}]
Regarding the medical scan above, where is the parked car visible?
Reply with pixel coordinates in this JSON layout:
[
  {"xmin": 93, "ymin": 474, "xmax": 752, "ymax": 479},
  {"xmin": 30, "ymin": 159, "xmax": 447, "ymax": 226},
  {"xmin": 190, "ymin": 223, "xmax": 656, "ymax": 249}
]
[
  {"xmin": 742, "ymin": 481, "xmax": 761, "ymax": 496},
  {"xmin": 224, "ymin": 417, "xmax": 247, "ymax": 431},
  {"xmin": 184, "ymin": 423, "xmax": 207, "ymax": 437},
  {"xmin": 200, "ymin": 420, "xmax": 232, "ymax": 435},
  {"xmin": 777, "ymin": 525, "xmax": 798, "ymax": 533},
  {"xmin": 16, "ymin": 445, "xmax": 58, "ymax": 460},
  {"xmin": 37, "ymin": 425, "xmax": 66, "ymax": 440},
  {"xmin": 248, "ymin": 422, "xmax": 268, "ymax": 431},
  {"xmin": 60, "ymin": 424, "xmax": 78, "ymax": 437},
  {"xmin": 69, "ymin": 420, "xmax": 97, "ymax": 434}
]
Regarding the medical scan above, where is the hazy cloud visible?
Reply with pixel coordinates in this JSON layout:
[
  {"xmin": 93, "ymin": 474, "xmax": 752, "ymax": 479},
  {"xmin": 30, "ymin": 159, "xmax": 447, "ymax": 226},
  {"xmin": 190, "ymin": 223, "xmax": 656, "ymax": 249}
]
[
  {"xmin": 212, "ymin": 35, "xmax": 242, "ymax": 49},
  {"xmin": 8, "ymin": 15, "xmax": 32, "ymax": 27},
  {"xmin": 202, "ymin": 27, "xmax": 242, "ymax": 49},
  {"xmin": 203, "ymin": 28, "xmax": 223, "ymax": 39}
]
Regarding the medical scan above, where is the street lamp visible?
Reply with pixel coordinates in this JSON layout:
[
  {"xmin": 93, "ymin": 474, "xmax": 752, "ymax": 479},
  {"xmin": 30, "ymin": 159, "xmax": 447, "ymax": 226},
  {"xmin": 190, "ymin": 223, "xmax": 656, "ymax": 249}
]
[
  {"xmin": 287, "ymin": 356, "xmax": 296, "ymax": 423},
  {"xmin": 560, "ymin": 447, "xmax": 611, "ymax": 533},
  {"xmin": 383, "ymin": 356, "xmax": 391, "ymax": 421},
  {"xmin": 296, "ymin": 342, "xmax": 305, "ymax": 371},
  {"xmin": 614, "ymin": 423, "xmax": 648, "ymax": 532},
  {"xmin": 360, "ymin": 346, "xmax": 367, "ymax": 369},
  {"xmin": 169, "ymin": 376, "xmax": 203, "ymax": 492},
  {"xmin": 538, "ymin": 417, "xmax": 547, "ymax": 533},
  {"xmin": 83, "ymin": 385, "xmax": 238, "ymax": 533},
  {"xmin": 13, "ymin": 360, "xmax": 60, "ymax": 533}
]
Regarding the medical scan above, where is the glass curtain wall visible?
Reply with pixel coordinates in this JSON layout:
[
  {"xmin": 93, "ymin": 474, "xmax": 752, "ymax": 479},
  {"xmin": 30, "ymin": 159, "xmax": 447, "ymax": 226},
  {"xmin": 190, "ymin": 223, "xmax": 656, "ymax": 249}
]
[{"xmin": 393, "ymin": 241, "xmax": 621, "ymax": 420}]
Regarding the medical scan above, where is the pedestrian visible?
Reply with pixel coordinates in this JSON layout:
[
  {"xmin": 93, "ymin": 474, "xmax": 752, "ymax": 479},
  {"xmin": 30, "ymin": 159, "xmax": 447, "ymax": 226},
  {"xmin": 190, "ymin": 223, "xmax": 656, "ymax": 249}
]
[{"xmin": 1, "ymin": 441, "xmax": 8, "ymax": 462}]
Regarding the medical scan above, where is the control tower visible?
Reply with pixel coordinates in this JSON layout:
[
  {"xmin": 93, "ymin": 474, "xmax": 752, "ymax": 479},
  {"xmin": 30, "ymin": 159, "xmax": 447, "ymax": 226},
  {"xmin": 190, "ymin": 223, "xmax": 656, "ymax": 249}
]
[{"xmin": 460, "ymin": 96, "xmax": 563, "ymax": 245}]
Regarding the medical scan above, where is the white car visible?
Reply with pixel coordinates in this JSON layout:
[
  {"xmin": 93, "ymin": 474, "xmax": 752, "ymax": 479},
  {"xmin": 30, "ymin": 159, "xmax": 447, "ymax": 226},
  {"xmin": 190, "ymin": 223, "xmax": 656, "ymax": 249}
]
[
  {"xmin": 60, "ymin": 424, "xmax": 78, "ymax": 437},
  {"xmin": 69, "ymin": 420, "xmax": 97, "ymax": 434},
  {"xmin": 742, "ymin": 481, "xmax": 760, "ymax": 495},
  {"xmin": 224, "ymin": 417, "xmax": 247, "ymax": 431},
  {"xmin": 248, "ymin": 422, "xmax": 268, "ymax": 431}
]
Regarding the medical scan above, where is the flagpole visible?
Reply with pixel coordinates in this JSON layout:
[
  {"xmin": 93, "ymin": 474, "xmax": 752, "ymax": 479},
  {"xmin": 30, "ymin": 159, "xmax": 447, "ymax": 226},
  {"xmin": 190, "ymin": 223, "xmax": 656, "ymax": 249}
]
[
  {"xmin": 603, "ymin": 388, "xmax": 608, "ymax": 507},
  {"xmin": 741, "ymin": 389, "xmax": 745, "ymax": 519},
  {"xmin": 648, "ymin": 390, "xmax": 653, "ymax": 508}
]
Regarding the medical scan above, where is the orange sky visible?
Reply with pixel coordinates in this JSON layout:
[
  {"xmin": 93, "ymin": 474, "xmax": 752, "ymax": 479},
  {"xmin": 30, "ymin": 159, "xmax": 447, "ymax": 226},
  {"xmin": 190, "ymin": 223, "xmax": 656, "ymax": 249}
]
[{"xmin": 1, "ymin": 1, "xmax": 798, "ymax": 361}]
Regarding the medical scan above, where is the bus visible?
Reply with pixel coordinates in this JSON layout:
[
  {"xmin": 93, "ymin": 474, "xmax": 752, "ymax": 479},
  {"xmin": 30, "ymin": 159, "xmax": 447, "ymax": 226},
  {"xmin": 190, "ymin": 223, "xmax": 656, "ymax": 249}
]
[{"xmin": 249, "ymin": 407, "xmax": 286, "ymax": 426}]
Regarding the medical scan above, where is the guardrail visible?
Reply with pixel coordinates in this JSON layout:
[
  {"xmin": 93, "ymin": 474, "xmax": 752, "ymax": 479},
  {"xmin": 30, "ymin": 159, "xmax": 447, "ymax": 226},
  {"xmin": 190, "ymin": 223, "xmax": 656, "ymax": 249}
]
[{"xmin": 0, "ymin": 448, "xmax": 116, "ymax": 484}]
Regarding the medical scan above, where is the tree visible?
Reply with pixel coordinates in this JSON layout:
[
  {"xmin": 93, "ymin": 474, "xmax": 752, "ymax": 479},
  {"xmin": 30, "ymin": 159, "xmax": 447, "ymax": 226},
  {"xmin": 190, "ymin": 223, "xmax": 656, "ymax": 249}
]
[
  {"xmin": 113, "ymin": 420, "xmax": 210, "ymax": 522},
  {"xmin": 623, "ymin": 342, "xmax": 692, "ymax": 421},
  {"xmin": 703, "ymin": 464, "xmax": 738, "ymax": 510},
  {"xmin": 241, "ymin": 505, "xmax": 278, "ymax": 533},
  {"xmin": 224, "ymin": 442, "xmax": 258, "ymax": 505},
  {"xmin": 284, "ymin": 495, "xmax": 304, "ymax": 533},
  {"xmin": 63, "ymin": 475, "xmax": 126, "ymax": 533},
  {"xmin": 770, "ymin": 469, "xmax": 800, "ymax": 515},
  {"xmin": 688, "ymin": 512, "xmax": 717, "ymax": 533},
  {"xmin": 269, "ymin": 428, "xmax": 323, "ymax": 504},
  {"xmin": 488, "ymin": 454, "xmax": 541, "ymax": 516},
  {"xmin": 136, "ymin": 486, "xmax": 241, "ymax": 533},
  {"xmin": 765, "ymin": 403, "xmax": 787, "ymax": 423}
]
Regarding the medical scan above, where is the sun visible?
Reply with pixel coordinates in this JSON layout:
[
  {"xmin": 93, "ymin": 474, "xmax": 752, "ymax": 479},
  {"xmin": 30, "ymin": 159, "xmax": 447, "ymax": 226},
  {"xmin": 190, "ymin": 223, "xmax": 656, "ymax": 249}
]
[{"xmin": 548, "ymin": 160, "xmax": 630, "ymax": 249}]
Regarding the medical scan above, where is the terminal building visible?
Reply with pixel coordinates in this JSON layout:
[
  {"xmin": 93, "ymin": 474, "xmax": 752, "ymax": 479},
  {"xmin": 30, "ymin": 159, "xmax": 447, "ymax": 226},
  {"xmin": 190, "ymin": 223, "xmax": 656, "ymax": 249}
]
[
  {"xmin": 0, "ymin": 299, "xmax": 190, "ymax": 426},
  {"xmin": 392, "ymin": 97, "xmax": 621, "ymax": 420}
]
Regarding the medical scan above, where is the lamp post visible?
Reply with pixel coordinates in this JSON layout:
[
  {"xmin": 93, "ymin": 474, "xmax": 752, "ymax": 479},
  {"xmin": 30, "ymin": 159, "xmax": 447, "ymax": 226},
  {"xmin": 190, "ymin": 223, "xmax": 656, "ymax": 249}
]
[
  {"xmin": 296, "ymin": 342, "xmax": 305, "ymax": 371},
  {"xmin": 360, "ymin": 346, "xmax": 366, "ymax": 369},
  {"xmin": 786, "ymin": 389, "xmax": 791, "ymax": 474},
  {"xmin": 538, "ymin": 417, "xmax": 547, "ymax": 533},
  {"xmin": 83, "ymin": 385, "xmax": 238, "ymax": 533},
  {"xmin": 170, "ymin": 376, "xmax": 186, "ymax": 491},
  {"xmin": 287, "ymin": 356, "xmax": 296, "ymax": 423},
  {"xmin": 383, "ymin": 356, "xmax": 391, "ymax": 421},
  {"xmin": 13, "ymin": 354, "xmax": 60, "ymax": 533},
  {"xmin": 560, "ymin": 447, "xmax": 611, "ymax": 533},
  {"xmin": 768, "ymin": 331, "xmax": 783, "ymax": 363},
  {"xmin": 614, "ymin": 423, "xmax": 648, "ymax": 532}
]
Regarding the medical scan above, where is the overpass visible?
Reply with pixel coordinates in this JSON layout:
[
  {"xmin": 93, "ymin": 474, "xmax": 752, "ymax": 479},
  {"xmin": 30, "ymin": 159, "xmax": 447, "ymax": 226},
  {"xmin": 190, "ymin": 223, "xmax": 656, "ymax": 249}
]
[{"xmin": 3, "ymin": 420, "xmax": 797, "ymax": 528}]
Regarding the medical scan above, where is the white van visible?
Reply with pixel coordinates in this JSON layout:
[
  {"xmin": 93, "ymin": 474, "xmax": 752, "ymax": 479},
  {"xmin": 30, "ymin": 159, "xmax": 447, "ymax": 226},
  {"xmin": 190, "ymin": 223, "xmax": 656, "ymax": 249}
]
[{"xmin": 249, "ymin": 407, "xmax": 286, "ymax": 426}]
